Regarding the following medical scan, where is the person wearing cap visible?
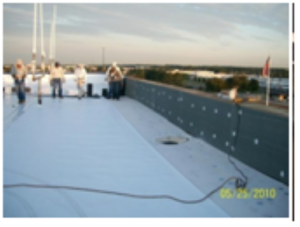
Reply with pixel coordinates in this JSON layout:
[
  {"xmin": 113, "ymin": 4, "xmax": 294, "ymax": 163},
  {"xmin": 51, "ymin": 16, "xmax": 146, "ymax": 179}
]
[
  {"xmin": 10, "ymin": 59, "xmax": 27, "ymax": 104},
  {"xmin": 74, "ymin": 64, "xmax": 87, "ymax": 99},
  {"xmin": 49, "ymin": 62, "xmax": 65, "ymax": 98},
  {"xmin": 105, "ymin": 62, "xmax": 123, "ymax": 100}
]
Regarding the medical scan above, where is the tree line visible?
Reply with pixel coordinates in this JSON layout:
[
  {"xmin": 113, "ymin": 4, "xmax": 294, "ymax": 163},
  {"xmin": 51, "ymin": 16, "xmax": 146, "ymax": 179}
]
[
  {"xmin": 164, "ymin": 65, "xmax": 289, "ymax": 78},
  {"xmin": 3, "ymin": 64, "xmax": 288, "ymax": 78},
  {"xmin": 127, "ymin": 69, "xmax": 260, "ymax": 93},
  {"xmin": 127, "ymin": 69, "xmax": 189, "ymax": 87}
]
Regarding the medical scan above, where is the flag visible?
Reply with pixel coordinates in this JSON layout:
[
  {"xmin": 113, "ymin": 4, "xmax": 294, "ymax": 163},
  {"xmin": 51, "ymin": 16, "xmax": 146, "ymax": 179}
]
[{"xmin": 262, "ymin": 56, "xmax": 270, "ymax": 76}]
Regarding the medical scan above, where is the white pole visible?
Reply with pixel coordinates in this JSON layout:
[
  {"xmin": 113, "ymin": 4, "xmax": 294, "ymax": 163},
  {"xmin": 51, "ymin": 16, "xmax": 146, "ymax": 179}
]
[
  {"xmin": 48, "ymin": 5, "xmax": 56, "ymax": 69},
  {"xmin": 32, "ymin": 3, "xmax": 37, "ymax": 77},
  {"xmin": 40, "ymin": 4, "xmax": 44, "ymax": 56},
  {"xmin": 266, "ymin": 57, "xmax": 271, "ymax": 106},
  {"xmin": 53, "ymin": 5, "xmax": 56, "ymax": 60},
  {"xmin": 266, "ymin": 77, "xmax": 270, "ymax": 106},
  {"xmin": 37, "ymin": 3, "xmax": 45, "ymax": 104},
  {"xmin": 49, "ymin": 21, "xmax": 53, "ymax": 63},
  {"xmin": 40, "ymin": 3, "xmax": 45, "ymax": 71},
  {"xmin": 33, "ymin": 3, "xmax": 37, "ymax": 53}
]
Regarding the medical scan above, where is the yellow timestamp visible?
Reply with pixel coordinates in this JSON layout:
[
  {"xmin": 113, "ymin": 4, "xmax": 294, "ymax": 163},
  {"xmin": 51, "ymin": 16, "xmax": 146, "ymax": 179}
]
[{"xmin": 220, "ymin": 188, "xmax": 277, "ymax": 199}]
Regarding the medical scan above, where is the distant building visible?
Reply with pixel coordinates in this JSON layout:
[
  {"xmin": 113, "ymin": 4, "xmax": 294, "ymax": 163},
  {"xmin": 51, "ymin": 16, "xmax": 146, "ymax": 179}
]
[
  {"xmin": 169, "ymin": 69, "xmax": 233, "ymax": 79},
  {"xmin": 135, "ymin": 65, "xmax": 150, "ymax": 70},
  {"xmin": 122, "ymin": 67, "xmax": 133, "ymax": 75},
  {"xmin": 89, "ymin": 67, "xmax": 98, "ymax": 72}
]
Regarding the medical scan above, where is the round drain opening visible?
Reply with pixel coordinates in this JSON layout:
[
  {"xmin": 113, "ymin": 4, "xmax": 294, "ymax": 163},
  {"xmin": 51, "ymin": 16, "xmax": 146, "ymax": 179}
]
[
  {"xmin": 157, "ymin": 136, "xmax": 189, "ymax": 145},
  {"xmin": 161, "ymin": 140, "xmax": 178, "ymax": 145}
]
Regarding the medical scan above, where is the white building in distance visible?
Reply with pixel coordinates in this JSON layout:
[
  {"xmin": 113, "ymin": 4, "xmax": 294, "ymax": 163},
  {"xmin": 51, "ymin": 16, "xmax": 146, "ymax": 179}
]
[{"xmin": 169, "ymin": 69, "xmax": 233, "ymax": 79}]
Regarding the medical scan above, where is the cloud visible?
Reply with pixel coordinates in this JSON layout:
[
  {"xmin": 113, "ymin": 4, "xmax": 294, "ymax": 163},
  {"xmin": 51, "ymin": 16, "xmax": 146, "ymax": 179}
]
[
  {"xmin": 3, "ymin": 3, "xmax": 288, "ymax": 42},
  {"xmin": 48, "ymin": 4, "xmax": 200, "ymax": 42},
  {"xmin": 3, "ymin": 6, "xmax": 32, "ymax": 16},
  {"xmin": 58, "ymin": 4, "xmax": 237, "ymax": 42},
  {"xmin": 2, "ymin": 3, "xmax": 289, "ymax": 67},
  {"xmin": 252, "ymin": 35, "xmax": 274, "ymax": 42},
  {"xmin": 189, "ymin": 3, "xmax": 288, "ymax": 36}
]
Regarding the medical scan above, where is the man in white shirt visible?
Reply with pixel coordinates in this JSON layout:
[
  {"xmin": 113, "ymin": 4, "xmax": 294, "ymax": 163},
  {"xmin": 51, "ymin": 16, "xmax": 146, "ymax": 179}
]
[
  {"xmin": 74, "ymin": 64, "xmax": 87, "ymax": 99},
  {"xmin": 49, "ymin": 62, "xmax": 65, "ymax": 98},
  {"xmin": 10, "ymin": 59, "xmax": 27, "ymax": 104},
  {"xmin": 105, "ymin": 62, "xmax": 123, "ymax": 100}
]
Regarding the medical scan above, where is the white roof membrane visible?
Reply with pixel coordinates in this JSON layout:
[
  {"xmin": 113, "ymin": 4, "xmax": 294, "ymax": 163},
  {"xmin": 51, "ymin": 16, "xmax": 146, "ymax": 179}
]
[{"xmin": 3, "ymin": 97, "xmax": 229, "ymax": 217}]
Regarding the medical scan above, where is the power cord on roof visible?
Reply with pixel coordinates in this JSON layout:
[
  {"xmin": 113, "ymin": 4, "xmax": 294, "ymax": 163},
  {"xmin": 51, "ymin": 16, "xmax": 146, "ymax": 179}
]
[
  {"xmin": 4, "ymin": 176, "xmax": 240, "ymax": 204},
  {"xmin": 229, "ymin": 102, "xmax": 248, "ymax": 189}
]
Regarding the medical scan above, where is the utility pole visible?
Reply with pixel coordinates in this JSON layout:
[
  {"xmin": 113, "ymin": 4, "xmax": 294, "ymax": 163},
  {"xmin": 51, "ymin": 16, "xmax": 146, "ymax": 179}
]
[{"xmin": 102, "ymin": 47, "xmax": 105, "ymax": 67}]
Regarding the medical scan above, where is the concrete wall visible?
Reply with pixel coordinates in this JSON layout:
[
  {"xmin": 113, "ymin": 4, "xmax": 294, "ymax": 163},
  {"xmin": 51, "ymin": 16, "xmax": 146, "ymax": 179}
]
[{"xmin": 125, "ymin": 78, "xmax": 289, "ymax": 185}]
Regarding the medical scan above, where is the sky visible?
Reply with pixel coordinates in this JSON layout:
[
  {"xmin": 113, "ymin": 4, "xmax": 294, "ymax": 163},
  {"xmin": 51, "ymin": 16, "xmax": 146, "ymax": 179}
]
[{"xmin": 2, "ymin": 3, "xmax": 290, "ymax": 68}]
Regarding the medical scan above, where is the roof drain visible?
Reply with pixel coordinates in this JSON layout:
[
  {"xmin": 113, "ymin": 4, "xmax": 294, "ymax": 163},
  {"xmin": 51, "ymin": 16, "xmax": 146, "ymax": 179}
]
[{"xmin": 157, "ymin": 136, "xmax": 189, "ymax": 145}]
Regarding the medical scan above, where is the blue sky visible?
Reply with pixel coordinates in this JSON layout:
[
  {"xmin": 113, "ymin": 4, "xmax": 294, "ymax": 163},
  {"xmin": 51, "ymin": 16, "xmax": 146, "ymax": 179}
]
[{"xmin": 3, "ymin": 3, "xmax": 289, "ymax": 67}]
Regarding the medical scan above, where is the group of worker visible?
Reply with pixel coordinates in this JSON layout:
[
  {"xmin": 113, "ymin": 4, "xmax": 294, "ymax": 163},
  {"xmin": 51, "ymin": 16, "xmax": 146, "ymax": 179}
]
[{"xmin": 10, "ymin": 59, "xmax": 124, "ymax": 104}]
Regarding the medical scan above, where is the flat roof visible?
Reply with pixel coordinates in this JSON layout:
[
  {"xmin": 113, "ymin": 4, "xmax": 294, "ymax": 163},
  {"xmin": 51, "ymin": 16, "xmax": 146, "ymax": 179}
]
[
  {"xmin": 3, "ymin": 95, "xmax": 288, "ymax": 217},
  {"xmin": 3, "ymin": 95, "xmax": 229, "ymax": 217}
]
